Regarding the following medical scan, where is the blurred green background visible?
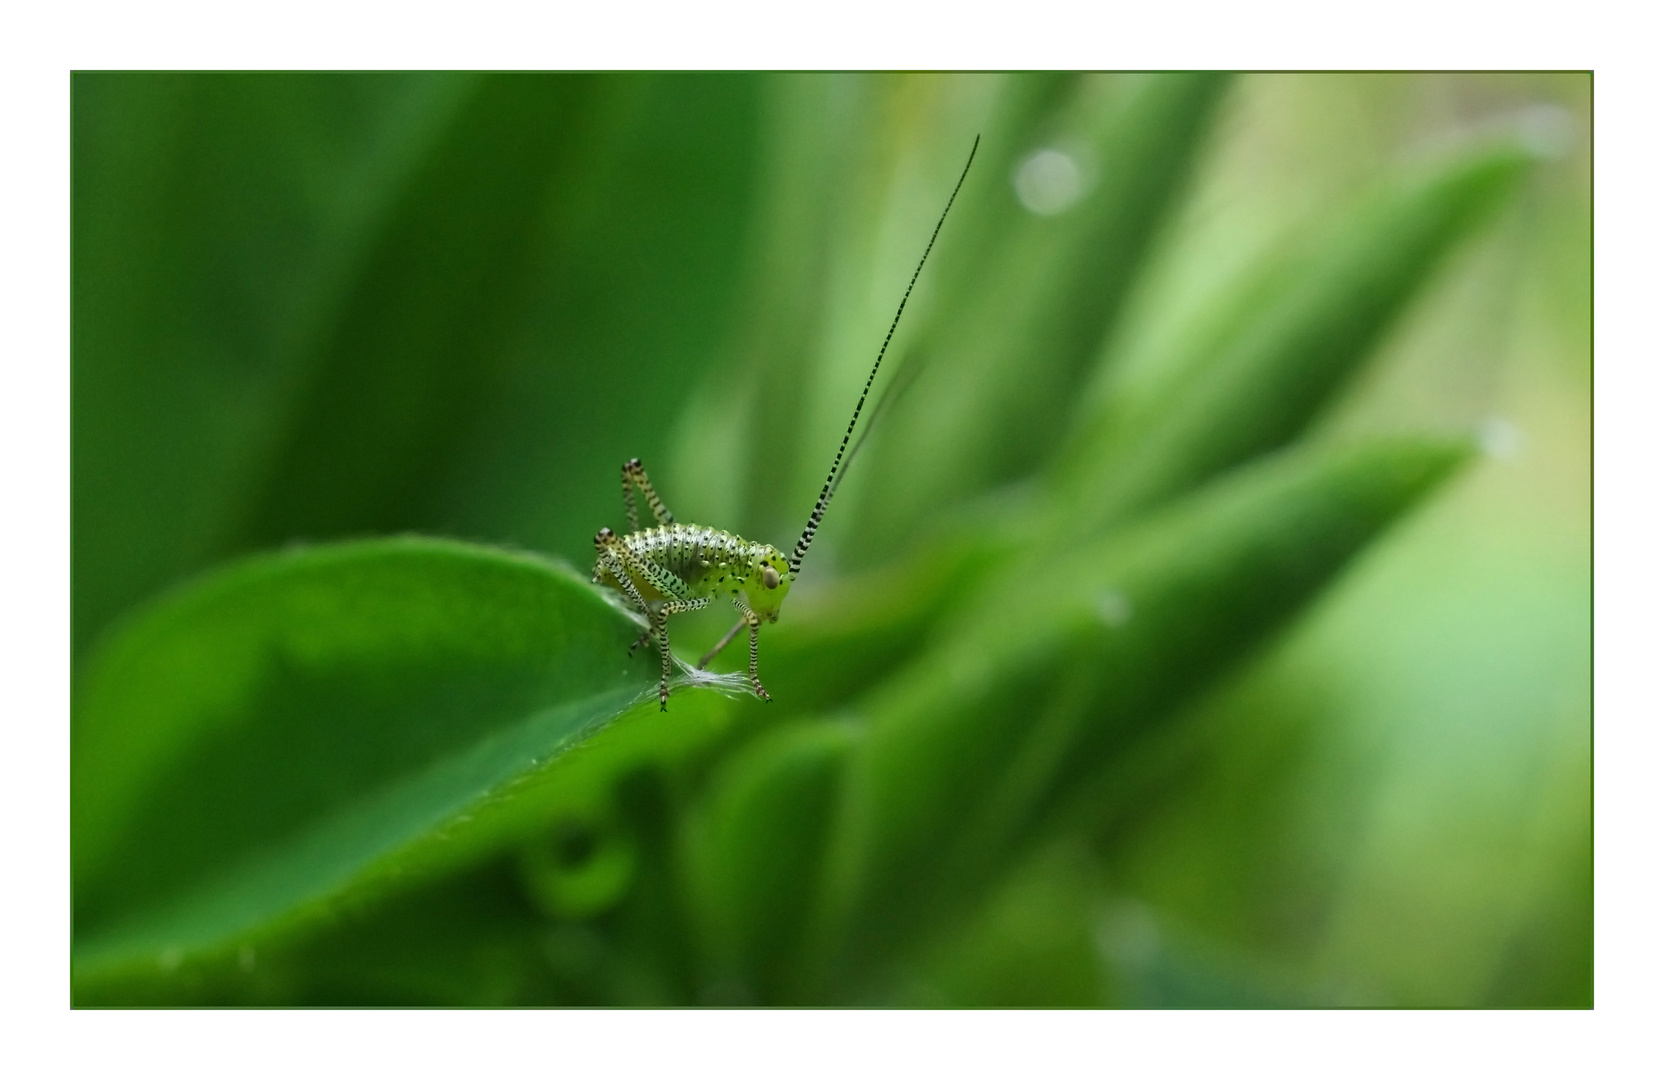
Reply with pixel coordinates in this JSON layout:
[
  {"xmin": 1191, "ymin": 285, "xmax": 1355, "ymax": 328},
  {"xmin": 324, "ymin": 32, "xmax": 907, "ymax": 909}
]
[{"xmin": 71, "ymin": 72, "xmax": 1590, "ymax": 1006}]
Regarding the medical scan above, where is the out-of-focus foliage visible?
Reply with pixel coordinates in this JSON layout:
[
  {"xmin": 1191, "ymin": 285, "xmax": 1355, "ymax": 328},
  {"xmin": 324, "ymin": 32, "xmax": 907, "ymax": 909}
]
[{"xmin": 72, "ymin": 73, "xmax": 1590, "ymax": 1007}]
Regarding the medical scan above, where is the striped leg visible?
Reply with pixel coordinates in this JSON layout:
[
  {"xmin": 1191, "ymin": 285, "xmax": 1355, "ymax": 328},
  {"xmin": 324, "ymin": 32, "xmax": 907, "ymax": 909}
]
[
  {"xmin": 622, "ymin": 458, "xmax": 675, "ymax": 531},
  {"xmin": 595, "ymin": 529, "xmax": 659, "ymax": 659},
  {"xmin": 594, "ymin": 527, "xmax": 707, "ymax": 710},
  {"xmin": 652, "ymin": 596, "xmax": 710, "ymax": 710},
  {"xmin": 594, "ymin": 540, "xmax": 651, "ymax": 617},
  {"xmin": 649, "ymin": 610, "xmax": 671, "ymax": 709},
  {"xmin": 731, "ymin": 598, "xmax": 770, "ymax": 702},
  {"xmin": 633, "ymin": 592, "xmax": 711, "ymax": 654}
]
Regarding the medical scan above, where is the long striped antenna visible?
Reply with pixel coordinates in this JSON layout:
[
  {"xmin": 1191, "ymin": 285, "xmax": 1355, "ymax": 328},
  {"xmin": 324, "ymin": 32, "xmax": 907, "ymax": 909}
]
[{"xmin": 788, "ymin": 134, "xmax": 979, "ymax": 579}]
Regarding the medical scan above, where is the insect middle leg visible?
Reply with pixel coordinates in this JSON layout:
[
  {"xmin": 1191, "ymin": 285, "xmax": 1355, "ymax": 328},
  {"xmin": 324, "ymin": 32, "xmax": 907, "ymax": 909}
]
[
  {"xmin": 645, "ymin": 596, "xmax": 710, "ymax": 710},
  {"xmin": 622, "ymin": 458, "xmax": 675, "ymax": 533}
]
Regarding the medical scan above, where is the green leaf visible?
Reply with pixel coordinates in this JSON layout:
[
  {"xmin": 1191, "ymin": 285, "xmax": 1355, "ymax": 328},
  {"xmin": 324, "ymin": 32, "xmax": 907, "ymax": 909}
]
[
  {"xmin": 802, "ymin": 436, "xmax": 1472, "ymax": 998},
  {"xmin": 71, "ymin": 537, "xmax": 661, "ymax": 996}
]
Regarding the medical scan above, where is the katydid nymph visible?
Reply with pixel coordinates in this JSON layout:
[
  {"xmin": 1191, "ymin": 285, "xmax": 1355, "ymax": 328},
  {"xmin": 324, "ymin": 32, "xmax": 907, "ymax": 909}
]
[{"xmin": 593, "ymin": 136, "xmax": 979, "ymax": 709}]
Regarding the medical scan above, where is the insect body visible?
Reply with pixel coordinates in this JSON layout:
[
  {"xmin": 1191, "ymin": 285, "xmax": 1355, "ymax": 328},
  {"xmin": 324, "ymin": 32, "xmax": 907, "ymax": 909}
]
[{"xmin": 594, "ymin": 136, "xmax": 979, "ymax": 710}]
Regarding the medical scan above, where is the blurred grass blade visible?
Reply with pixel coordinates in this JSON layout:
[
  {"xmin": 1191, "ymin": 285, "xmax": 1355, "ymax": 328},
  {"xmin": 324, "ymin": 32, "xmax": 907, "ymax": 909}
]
[
  {"xmin": 1054, "ymin": 143, "xmax": 1532, "ymax": 533},
  {"xmin": 852, "ymin": 73, "xmax": 1231, "ymax": 556},
  {"xmin": 71, "ymin": 538, "xmax": 658, "ymax": 996},
  {"xmin": 665, "ymin": 73, "xmax": 879, "ymax": 543},
  {"xmin": 895, "ymin": 843, "xmax": 1116, "ymax": 1007},
  {"xmin": 233, "ymin": 75, "xmax": 602, "ymax": 549},
  {"xmin": 682, "ymin": 719, "xmax": 861, "ymax": 1003},
  {"xmin": 749, "ymin": 136, "xmax": 1533, "ymax": 726},
  {"xmin": 804, "ymin": 435, "xmax": 1472, "ymax": 997}
]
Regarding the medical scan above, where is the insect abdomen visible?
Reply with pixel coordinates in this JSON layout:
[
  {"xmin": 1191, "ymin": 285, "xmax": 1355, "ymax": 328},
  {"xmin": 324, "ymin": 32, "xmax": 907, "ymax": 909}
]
[{"xmin": 623, "ymin": 524, "xmax": 754, "ymax": 595}]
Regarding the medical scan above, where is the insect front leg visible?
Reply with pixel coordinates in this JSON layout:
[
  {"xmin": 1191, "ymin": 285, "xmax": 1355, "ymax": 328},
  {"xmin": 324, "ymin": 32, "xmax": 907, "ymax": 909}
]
[
  {"xmin": 596, "ymin": 564, "xmax": 673, "ymax": 707},
  {"xmin": 622, "ymin": 458, "xmax": 675, "ymax": 532},
  {"xmin": 730, "ymin": 597, "xmax": 771, "ymax": 703},
  {"xmin": 594, "ymin": 538, "xmax": 652, "ymax": 616},
  {"xmin": 596, "ymin": 530, "xmax": 659, "ymax": 655}
]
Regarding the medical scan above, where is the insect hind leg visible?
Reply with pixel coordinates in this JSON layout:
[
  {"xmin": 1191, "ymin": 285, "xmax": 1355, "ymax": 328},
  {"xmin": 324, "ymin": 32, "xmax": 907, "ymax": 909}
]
[{"xmin": 622, "ymin": 458, "xmax": 675, "ymax": 531}]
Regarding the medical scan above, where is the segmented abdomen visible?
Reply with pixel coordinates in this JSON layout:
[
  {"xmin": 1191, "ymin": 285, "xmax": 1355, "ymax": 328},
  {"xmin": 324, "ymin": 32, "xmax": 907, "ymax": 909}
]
[{"xmin": 622, "ymin": 524, "xmax": 758, "ymax": 589}]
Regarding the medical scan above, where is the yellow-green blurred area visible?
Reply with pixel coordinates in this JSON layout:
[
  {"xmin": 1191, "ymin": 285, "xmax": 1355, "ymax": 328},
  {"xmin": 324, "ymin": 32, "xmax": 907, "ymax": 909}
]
[{"xmin": 71, "ymin": 73, "xmax": 1589, "ymax": 1007}]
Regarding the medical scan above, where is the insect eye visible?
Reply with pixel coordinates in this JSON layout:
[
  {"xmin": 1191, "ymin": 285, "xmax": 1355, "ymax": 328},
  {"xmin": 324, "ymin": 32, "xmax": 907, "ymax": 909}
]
[{"xmin": 762, "ymin": 565, "xmax": 780, "ymax": 589}]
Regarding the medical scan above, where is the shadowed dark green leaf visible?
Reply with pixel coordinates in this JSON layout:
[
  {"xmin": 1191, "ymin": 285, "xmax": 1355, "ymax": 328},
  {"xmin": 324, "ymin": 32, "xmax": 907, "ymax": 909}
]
[
  {"xmin": 71, "ymin": 72, "xmax": 471, "ymax": 661},
  {"xmin": 233, "ymin": 75, "xmax": 604, "ymax": 549},
  {"xmin": 428, "ymin": 73, "xmax": 765, "ymax": 569},
  {"xmin": 71, "ymin": 538, "xmax": 661, "ymax": 997}
]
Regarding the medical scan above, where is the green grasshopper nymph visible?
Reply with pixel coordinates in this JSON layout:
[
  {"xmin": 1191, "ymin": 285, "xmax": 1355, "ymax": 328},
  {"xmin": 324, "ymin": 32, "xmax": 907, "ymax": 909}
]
[{"xmin": 593, "ymin": 136, "xmax": 979, "ymax": 710}]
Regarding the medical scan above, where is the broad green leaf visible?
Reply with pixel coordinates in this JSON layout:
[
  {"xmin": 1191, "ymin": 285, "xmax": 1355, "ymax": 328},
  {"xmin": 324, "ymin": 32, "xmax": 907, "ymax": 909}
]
[
  {"xmin": 801, "ymin": 436, "xmax": 1471, "ymax": 998},
  {"xmin": 71, "ymin": 538, "xmax": 663, "ymax": 996}
]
